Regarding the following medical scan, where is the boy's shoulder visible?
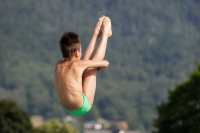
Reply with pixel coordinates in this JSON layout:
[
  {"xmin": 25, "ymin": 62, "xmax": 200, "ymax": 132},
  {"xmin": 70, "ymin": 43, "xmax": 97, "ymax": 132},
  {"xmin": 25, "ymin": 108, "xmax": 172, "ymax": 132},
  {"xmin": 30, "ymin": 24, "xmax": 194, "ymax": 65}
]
[
  {"xmin": 71, "ymin": 60, "xmax": 95, "ymax": 69},
  {"xmin": 55, "ymin": 60, "xmax": 64, "ymax": 66},
  {"xmin": 55, "ymin": 59, "xmax": 91, "ymax": 68},
  {"xmin": 71, "ymin": 60, "xmax": 86, "ymax": 66}
]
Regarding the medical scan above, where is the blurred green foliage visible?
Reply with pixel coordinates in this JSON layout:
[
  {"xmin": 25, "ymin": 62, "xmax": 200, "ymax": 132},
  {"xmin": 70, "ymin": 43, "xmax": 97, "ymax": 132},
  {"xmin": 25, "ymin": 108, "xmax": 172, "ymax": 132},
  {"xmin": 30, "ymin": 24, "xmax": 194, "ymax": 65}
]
[
  {"xmin": 34, "ymin": 119, "xmax": 79, "ymax": 133},
  {"xmin": 0, "ymin": 99, "xmax": 33, "ymax": 133},
  {"xmin": 154, "ymin": 63, "xmax": 200, "ymax": 133},
  {"xmin": 0, "ymin": 0, "xmax": 200, "ymax": 131}
]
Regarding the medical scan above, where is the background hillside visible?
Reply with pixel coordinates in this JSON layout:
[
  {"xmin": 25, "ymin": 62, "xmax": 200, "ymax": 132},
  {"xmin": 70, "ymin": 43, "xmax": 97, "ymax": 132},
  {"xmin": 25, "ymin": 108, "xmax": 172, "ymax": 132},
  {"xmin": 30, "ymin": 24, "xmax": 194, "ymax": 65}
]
[{"xmin": 0, "ymin": 0, "xmax": 200, "ymax": 131}]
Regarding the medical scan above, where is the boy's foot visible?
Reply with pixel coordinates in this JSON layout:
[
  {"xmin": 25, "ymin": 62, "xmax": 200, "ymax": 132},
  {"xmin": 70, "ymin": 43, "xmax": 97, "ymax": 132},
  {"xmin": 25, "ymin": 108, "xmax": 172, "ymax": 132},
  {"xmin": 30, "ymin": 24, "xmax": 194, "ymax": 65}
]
[
  {"xmin": 94, "ymin": 15, "xmax": 105, "ymax": 36},
  {"xmin": 102, "ymin": 17, "xmax": 112, "ymax": 37}
]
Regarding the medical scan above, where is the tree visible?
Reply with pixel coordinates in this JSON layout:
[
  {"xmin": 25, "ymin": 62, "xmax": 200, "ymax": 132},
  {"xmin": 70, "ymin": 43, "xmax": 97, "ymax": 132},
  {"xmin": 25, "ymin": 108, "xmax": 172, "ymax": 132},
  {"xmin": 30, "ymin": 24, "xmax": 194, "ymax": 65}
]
[
  {"xmin": 153, "ymin": 63, "xmax": 200, "ymax": 133},
  {"xmin": 0, "ymin": 99, "xmax": 33, "ymax": 133},
  {"xmin": 34, "ymin": 118, "xmax": 79, "ymax": 133}
]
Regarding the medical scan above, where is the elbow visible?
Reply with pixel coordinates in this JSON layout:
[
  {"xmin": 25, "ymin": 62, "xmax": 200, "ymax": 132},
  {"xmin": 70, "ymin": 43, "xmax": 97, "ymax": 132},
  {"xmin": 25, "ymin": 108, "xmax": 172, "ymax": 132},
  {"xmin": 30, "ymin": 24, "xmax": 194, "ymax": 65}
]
[{"xmin": 105, "ymin": 61, "xmax": 109, "ymax": 67}]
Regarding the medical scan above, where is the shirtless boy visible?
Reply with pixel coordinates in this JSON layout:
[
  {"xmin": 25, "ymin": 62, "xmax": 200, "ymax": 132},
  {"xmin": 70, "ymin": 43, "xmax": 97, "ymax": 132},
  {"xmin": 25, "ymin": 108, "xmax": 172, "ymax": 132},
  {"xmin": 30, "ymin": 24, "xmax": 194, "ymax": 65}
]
[{"xmin": 54, "ymin": 16, "xmax": 112, "ymax": 115}]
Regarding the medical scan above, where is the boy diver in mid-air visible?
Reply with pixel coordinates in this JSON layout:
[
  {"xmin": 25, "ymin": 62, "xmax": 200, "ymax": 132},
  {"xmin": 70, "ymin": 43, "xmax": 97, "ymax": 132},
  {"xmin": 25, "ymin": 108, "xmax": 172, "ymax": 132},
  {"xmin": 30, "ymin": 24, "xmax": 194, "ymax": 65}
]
[{"xmin": 54, "ymin": 16, "xmax": 112, "ymax": 115}]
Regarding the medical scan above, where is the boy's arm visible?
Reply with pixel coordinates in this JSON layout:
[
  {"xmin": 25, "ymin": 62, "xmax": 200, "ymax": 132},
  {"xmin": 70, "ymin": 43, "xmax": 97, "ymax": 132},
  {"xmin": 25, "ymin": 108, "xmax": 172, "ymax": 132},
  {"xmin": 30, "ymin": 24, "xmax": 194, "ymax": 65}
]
[{"xmin": 77, "ymin": 60, "xmax": 109, "ymax": 69}]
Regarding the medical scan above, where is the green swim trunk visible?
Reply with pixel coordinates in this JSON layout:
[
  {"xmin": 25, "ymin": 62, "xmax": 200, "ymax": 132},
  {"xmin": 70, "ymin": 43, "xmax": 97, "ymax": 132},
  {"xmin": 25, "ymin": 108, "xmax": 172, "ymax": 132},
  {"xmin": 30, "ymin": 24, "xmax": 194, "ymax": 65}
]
[{"xmin": 67, "ymin": 94, "xmax": 92, "ymax": 115}]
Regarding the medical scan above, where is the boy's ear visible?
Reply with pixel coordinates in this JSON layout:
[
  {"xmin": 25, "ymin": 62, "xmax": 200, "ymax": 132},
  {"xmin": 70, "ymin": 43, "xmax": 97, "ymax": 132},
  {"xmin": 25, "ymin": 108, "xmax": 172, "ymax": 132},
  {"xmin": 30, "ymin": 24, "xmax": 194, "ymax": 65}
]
[{"xmin": 75, "ymin": 50, "xmax": 81, "ymax": 57}]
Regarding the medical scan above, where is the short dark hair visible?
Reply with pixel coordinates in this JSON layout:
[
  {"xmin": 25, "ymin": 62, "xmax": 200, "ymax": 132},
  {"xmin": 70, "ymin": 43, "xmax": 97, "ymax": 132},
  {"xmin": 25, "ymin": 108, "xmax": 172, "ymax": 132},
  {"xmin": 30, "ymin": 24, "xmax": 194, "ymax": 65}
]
[{"xmin": 59, "ymin": 32, "xmax": 81, "ymax": 58}]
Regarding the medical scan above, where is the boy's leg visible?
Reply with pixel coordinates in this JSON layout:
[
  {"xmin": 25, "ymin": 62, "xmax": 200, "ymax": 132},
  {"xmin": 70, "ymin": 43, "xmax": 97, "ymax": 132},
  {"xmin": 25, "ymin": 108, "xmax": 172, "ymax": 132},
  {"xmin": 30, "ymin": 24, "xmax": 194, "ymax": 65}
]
[
  {"xmin": 82, "ymin": 17, "xmax": 112, "ymax": 104},
  {"xmin": 83, "ymin": 16, "xmax": 105, "ymax": 60}
]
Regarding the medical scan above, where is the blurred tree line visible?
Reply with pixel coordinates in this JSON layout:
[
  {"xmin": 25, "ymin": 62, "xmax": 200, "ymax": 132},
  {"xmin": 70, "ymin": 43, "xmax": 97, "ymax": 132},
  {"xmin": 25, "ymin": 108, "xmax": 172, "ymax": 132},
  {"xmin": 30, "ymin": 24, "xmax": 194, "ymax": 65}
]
[
  {"xmin": 0, "ymin": 99, "xmax": 79, "ymax": 133},
  {"xmin": 0, "ymin": 0, "xmax": 200, "ymax": 131},
  {"xmin": 0, "ymin": 99, "xmax": 33, "ymax": 133},
  {"xmin": 154, "ymin": 63, "xmax": 200, "ymax": 133}
]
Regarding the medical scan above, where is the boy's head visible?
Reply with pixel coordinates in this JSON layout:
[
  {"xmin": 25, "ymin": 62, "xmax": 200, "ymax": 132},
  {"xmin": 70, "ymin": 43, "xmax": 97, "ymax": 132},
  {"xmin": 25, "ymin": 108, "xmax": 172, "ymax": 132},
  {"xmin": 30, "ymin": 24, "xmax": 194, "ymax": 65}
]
[{"xmin": 59, "ymin": 32, "xmax": 81, "ymax": 58}]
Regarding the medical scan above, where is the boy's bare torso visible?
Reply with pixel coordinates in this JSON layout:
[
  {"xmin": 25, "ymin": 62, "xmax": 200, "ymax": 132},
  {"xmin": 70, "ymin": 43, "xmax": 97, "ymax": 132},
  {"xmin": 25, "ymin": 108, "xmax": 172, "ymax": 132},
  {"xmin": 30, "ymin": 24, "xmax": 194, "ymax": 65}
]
[
  {"xmin": 54, "ymin": 60, "xmax": 84, "ymax": 110},
  {"xmin": 55, "ymin": 59, "xmax": 109, "ymax": 110}
]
